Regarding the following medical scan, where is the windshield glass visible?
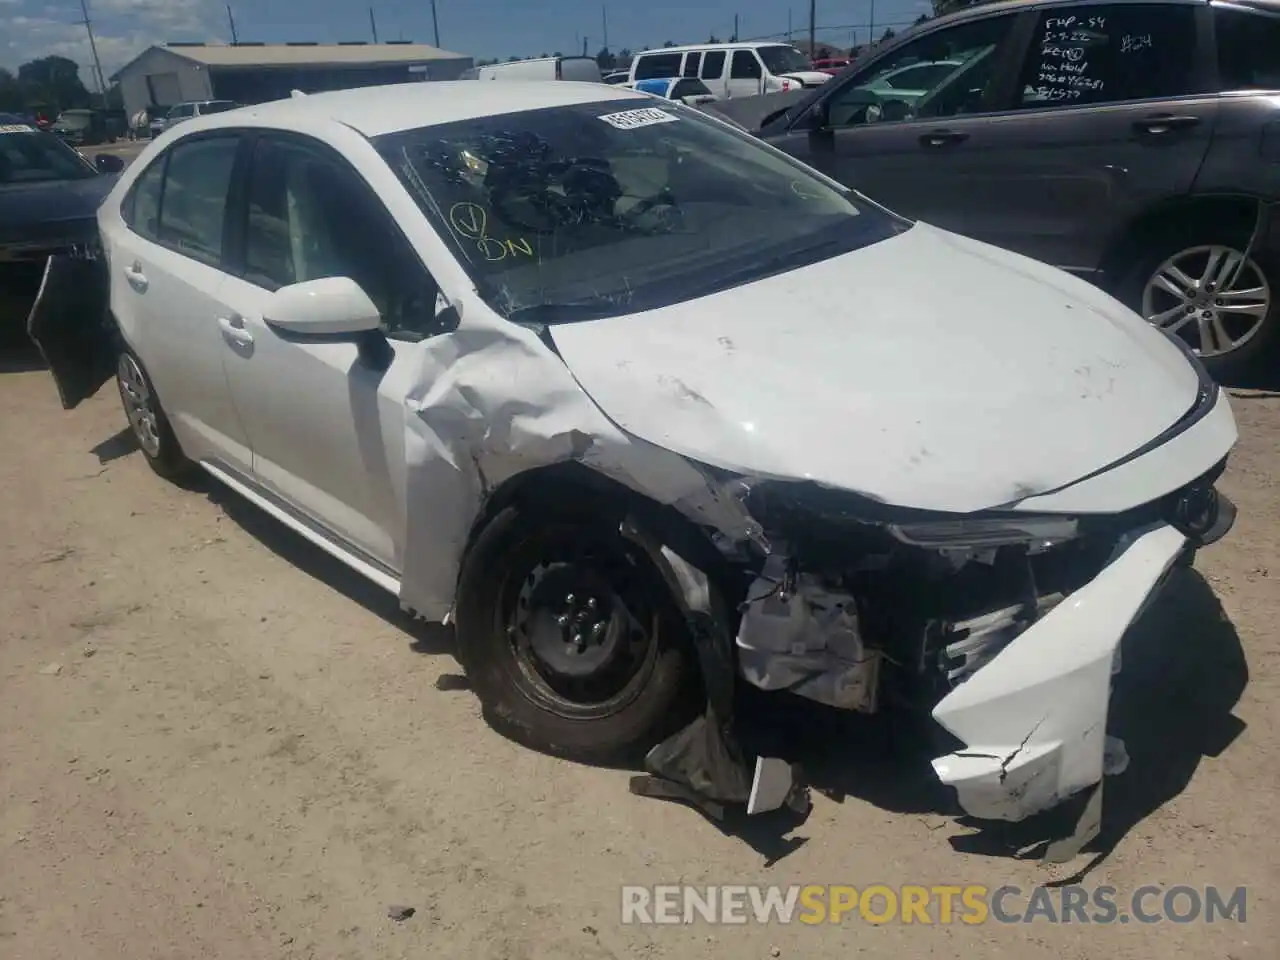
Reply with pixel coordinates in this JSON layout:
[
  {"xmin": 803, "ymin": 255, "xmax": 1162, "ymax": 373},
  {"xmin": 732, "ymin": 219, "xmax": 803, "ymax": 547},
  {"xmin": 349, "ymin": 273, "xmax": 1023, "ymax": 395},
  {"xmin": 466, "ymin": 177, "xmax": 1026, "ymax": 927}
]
[
  {"xmin": 55, "ymin": 111, "xmax": 93, "ymax": 130},
  {"xmin": 0, "ymin": 125, "xmax": 95, "ymax": 184},
  {"xmin": 378, "ymin": 100, "xmax": 901, "ymax": 321},
  {"xmin": 758, "ymin": 45, "xmax": 813, "ymax": 74}
]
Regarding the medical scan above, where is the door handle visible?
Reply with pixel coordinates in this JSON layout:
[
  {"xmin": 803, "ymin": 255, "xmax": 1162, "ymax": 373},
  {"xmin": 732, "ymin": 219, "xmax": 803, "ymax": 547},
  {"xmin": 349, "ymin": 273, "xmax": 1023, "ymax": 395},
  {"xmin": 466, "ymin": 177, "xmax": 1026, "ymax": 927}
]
[
  {"xmin": 919, "ymin": 129, "xmax": 970, "ymax": 148},
  {"xmin": 217, "ymin": 315, "xmax": 254, "ymax": 347},
  {"xmin": 1134, "ymin": 114, "xmax": 1201, "ymax": 135},
  {"xmin": 124, "ymin": 262, "xmax": 148, "ymax": 292}
]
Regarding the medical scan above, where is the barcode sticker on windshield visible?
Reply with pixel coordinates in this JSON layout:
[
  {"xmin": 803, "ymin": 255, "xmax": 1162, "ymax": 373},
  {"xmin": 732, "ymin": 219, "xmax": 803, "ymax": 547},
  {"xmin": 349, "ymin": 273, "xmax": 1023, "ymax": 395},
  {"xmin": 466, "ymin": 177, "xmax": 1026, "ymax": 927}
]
[
  {"xmin": 598, "ymin": 107, "xmax": 679, "ymax": 130},
  {"xmin": 0, "ymin": 124, "xmax": 36, "ymax": 134}
]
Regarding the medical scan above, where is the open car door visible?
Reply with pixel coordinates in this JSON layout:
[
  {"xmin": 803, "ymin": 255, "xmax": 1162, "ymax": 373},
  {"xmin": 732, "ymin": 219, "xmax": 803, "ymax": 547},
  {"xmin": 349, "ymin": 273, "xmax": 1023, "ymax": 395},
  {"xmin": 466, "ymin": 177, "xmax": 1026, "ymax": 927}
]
[{"xmin": 26, "ymin": 254, "xmax": 115, "ymax": 409}]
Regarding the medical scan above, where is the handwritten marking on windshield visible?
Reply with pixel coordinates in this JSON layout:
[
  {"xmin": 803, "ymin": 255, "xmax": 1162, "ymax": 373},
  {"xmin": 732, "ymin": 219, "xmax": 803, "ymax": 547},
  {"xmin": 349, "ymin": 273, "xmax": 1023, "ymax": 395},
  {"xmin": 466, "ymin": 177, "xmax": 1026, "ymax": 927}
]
[
  {"xmin": 0, "ymin": 124, "xmax": 37, "ymax": 134},
  {"xmin": 448, "ymin": 201, "xmax": 534, "ymax": 262}
]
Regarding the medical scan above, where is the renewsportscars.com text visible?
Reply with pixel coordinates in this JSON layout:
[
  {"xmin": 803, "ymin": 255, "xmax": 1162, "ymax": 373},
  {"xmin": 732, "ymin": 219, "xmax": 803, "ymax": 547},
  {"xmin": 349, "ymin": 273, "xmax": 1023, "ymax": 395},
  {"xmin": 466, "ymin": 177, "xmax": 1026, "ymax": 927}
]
[{"xmin": 620, "ymin": 884, "xmax": 1247, "ymax": 925}]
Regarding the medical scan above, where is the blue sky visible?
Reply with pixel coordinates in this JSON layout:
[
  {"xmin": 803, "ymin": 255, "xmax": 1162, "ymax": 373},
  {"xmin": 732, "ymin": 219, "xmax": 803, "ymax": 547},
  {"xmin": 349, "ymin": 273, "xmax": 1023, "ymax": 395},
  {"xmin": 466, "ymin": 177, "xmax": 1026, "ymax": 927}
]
[{"xmin": 3, "ymin": 0, "xmax": 935, "ymax": 80}]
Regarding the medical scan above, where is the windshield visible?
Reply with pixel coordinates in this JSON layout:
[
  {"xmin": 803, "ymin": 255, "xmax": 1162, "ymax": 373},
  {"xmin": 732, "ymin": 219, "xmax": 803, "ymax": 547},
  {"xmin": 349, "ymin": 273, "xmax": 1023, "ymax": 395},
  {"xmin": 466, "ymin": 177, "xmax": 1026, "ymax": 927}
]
[
  {"xmin": 55, "ymin": 111, "xmax": 93, "ymax": 130},
  {"xmin": 203, "ymin": 101, "xmax": 237, "ymax": 114},
  {"xmin": 0, "ymin": 125, "xmax": 96, "ymax": 184},
  {"xmin": 377, "ymin": 100, "xmax": 901, "ymax": 321},
  {"xmin": 757, "ymin": 45, "xmax": 813, "ymax": 75}
]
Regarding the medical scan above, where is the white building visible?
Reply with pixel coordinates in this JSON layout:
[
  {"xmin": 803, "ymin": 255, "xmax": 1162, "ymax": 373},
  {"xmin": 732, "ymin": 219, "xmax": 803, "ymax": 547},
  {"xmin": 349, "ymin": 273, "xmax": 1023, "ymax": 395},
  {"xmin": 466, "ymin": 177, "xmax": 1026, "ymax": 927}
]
[{"xmin": 112, "ymin": 41, "xmax": 474, "ymax": 120}]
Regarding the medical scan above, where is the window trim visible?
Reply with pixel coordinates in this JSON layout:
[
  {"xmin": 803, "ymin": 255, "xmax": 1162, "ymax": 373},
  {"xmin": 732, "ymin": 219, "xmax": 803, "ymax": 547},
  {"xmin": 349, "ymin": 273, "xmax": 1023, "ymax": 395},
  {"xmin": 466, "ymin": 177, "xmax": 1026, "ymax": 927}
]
[{"xmin": 122, "ymin": 130, "xmax": 248, "ymax": 270}]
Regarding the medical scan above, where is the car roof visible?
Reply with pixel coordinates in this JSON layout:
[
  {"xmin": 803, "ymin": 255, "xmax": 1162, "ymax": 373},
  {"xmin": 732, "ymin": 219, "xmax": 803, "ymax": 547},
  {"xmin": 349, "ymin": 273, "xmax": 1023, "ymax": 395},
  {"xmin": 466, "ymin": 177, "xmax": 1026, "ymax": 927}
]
[
  {"xmin": 635, "ymin": 41, "xmax": 797, "ymax": 55},
  {"xmin": 190, "ymin": 80, "xmax": 648, "ymax": 137}
]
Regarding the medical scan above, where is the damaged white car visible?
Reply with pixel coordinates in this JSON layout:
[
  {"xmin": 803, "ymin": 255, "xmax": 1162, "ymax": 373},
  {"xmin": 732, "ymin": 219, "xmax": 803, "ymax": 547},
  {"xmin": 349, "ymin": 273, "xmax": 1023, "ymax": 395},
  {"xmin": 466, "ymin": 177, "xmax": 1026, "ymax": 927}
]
[{"xmin": 30, "ymin": 81, "xmax": 1238, "ymax": 847}]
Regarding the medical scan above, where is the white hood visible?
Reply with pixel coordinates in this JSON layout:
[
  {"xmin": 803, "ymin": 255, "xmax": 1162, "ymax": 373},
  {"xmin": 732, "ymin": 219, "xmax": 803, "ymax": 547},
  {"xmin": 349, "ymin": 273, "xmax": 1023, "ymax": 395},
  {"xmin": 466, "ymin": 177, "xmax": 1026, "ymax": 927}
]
[
  {"xmin": 548, "ymin": 223, "xmax": 1203, "ymax": 513},
  {"xmin": 778, "ymin": 71, "xmax": 832, "ymax": 86}
]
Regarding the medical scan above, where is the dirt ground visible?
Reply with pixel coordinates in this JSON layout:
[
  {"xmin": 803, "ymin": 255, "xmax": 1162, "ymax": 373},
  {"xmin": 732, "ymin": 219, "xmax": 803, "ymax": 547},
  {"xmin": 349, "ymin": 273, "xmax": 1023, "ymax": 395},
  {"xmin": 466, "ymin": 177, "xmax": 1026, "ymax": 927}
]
[{"xmin": 1, "ymin": 344, "xmax": 1278, "ymax": 960}]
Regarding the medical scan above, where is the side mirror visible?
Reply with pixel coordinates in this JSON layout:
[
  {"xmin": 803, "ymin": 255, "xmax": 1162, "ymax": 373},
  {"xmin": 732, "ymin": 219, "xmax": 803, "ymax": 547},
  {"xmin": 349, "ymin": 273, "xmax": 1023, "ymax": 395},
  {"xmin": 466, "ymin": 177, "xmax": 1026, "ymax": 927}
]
[
  {"xmin": 94, "ymin": 153, "xmax": 124, "ymax": 174},
  {"xmin": 263, "ymin": 276, "xmax": 382, "ymax": 336}
]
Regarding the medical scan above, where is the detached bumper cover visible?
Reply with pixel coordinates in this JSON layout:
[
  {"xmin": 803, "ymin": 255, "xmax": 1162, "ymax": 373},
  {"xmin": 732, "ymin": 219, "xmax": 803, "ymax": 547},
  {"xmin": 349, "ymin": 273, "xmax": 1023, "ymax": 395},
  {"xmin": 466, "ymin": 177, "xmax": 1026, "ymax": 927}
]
[{"xmin": 930, "ymin": 522, "xmax": 1189, "ymax": 822}]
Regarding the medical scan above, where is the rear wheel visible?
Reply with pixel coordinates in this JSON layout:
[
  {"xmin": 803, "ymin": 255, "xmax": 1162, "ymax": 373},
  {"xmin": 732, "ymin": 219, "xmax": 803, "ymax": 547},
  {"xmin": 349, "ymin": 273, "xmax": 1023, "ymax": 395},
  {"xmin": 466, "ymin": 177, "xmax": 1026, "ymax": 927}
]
[
  {"xmin": 116, "ymin": 349, "xmax": 190, "ymax": 479},
  {"xmin": 1120, "ymin": 235, "xmax": 1277, "ymax": 380},
  {"xmin": 454, "ymin": 502, "xmax": 700, "ymax": 762}
]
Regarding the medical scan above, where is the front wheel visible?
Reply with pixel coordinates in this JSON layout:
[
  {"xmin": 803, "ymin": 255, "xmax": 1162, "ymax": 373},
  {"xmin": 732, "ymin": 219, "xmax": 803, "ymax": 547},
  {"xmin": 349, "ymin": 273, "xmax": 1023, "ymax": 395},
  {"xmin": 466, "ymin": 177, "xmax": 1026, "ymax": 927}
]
[
  {"xmin": 1119, "ymin": 237, "xmax": 1277, "ymax": 380},
  {"xmin": 453, "ymin": 502, "xmax": 700, "ymax": 762}
]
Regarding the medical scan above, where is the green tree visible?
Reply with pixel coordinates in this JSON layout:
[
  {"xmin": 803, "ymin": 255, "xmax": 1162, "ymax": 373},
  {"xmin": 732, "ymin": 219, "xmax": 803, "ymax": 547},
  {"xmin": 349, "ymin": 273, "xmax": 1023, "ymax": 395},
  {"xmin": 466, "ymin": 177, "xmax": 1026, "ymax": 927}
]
[
  {"xmin": 0, "ymin": 67, "xmax": 23, "ymax": 112},
  {"xmin": 595, "ymin": 47, "xmax": 615, "ymax": 70},
  {"xmin": 17, "ymin": 55, "xmax": 90, "ymax": 112}
]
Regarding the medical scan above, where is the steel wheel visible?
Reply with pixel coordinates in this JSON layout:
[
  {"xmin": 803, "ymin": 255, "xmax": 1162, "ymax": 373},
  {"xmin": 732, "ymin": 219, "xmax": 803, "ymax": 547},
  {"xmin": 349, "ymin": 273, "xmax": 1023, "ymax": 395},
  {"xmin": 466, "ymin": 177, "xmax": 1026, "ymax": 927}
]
[
  {"xmin": 117, "ymin": 353, "xmax": 161, "ymax": 457},
  {"xmin": 1141, "ymin": 244, "xmax": 1272, "ymax": 359},
  {"xmin": 500, "ymin": 527, "xmax": 663, "ymax": 720}
]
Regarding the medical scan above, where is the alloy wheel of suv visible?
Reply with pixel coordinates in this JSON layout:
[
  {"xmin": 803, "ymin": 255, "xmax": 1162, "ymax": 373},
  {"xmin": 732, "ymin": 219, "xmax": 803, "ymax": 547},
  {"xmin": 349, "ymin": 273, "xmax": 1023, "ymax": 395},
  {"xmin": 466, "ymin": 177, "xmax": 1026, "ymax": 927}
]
[{"xmin": 1140, "ymin": 244, "xmax": 1272, "ymax": 361}]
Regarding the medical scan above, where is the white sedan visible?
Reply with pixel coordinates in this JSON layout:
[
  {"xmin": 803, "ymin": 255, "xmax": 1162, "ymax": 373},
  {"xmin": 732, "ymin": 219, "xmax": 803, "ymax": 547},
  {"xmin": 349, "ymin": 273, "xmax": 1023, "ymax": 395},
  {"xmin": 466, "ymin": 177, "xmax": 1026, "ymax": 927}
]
[{"xmin": 31, "ymin": 81, "xmax": 1238, "ymax": 842}]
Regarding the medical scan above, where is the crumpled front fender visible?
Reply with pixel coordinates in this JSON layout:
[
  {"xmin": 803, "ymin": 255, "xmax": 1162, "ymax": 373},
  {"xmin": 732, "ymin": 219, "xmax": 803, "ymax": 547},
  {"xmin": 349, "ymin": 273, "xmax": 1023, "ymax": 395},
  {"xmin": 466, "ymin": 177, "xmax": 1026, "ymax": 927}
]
[{"xmin": 930, "ymin": 523, "xmax": 1188, "ymax": 821}]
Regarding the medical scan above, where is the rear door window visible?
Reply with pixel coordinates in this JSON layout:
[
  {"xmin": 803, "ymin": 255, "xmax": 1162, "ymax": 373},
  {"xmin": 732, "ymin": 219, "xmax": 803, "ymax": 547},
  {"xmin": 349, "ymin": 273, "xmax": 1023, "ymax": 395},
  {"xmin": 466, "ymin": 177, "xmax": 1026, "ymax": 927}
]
[
  {"xmin": 156, "ymin": 136, "xmax": 239, "ymax": 263},
  {"xmin": 634, "ymin": 52, "xmax": 682, "ymax": 80},
  {"xmin": 123, "ymin": 156, "xmax": 166, "ymax": 239},
  {"xmin": 1014, "ymin": 3, "xmax": 1199, "ymax": 109},
  {"xmin": 1214, "ymin": 6, "xmax": 1280, "ymax": 90},
  {"xmin": 683, "ymin": 51, "xmax": 703, "ymax": 77},
  {"xmin": 701, "ymin": 50, "xmax": 727, "ymax": 79}
]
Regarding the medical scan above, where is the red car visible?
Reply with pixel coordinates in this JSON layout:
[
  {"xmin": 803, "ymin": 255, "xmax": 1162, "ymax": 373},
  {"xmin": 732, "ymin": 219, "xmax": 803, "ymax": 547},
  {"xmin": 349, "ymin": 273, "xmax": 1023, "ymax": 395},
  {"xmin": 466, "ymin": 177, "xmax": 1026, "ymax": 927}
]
[{"xmin": 810, "ymin": 57, "xmax": 851, "ymax": 76}]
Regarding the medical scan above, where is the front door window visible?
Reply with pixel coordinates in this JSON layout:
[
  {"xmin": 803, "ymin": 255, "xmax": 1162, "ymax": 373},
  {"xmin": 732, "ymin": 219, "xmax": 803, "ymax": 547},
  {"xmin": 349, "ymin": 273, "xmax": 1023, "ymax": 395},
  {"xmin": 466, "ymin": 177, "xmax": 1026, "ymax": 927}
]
[{"xmin": 826, "ymin": 15, "xmax": 1016, "ymax": 126}]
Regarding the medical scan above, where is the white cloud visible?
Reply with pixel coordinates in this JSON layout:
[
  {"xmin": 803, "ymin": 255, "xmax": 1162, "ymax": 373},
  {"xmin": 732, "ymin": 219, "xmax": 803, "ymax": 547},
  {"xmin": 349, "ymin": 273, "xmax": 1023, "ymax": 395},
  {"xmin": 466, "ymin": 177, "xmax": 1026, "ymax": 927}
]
[{"xmin": 2, "ymin": 0, "xmax": 221, "ymax": 77}]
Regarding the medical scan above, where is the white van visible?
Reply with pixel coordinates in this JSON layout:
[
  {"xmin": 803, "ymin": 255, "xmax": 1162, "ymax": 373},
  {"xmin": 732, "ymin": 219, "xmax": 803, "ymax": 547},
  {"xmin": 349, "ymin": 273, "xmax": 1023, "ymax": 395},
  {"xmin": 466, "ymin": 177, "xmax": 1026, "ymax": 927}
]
[
  {"xmin": 461, "ymin": 56, "xmax": 603, "ymax": 83},
  {"xmin": 627, "ymin": 43, "xmax": 831, "ymax": 99}
]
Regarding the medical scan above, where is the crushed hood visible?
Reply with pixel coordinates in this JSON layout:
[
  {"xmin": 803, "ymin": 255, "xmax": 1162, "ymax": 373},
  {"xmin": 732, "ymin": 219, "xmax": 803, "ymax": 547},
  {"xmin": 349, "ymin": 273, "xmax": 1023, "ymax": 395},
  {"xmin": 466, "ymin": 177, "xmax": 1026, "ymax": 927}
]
[{"xmin": 548, "ymin": 223, "xmax": 1202, "ymax": 513}]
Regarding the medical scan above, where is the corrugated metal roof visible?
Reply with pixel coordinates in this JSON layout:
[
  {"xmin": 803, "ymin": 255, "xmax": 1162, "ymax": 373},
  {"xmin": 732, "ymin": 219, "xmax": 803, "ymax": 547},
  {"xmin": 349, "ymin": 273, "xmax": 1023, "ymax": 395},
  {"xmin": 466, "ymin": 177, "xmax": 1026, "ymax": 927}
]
[{"xmin": 139, "ymin": 41, "xmax": 470, "ymax": 71}]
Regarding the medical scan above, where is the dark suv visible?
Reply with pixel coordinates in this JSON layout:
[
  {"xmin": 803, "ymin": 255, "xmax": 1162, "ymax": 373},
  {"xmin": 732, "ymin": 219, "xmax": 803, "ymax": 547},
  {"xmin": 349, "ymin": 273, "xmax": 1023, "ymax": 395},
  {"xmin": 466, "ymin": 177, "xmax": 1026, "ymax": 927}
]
[{"xmin": 737, "ymin": 0, "xmax": 1280, "ymax": 377}]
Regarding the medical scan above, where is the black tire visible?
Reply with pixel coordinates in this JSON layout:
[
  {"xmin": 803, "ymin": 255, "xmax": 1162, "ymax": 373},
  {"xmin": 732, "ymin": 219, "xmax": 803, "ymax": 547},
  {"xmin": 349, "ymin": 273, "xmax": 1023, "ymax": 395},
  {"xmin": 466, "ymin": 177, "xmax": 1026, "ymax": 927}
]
[
  {"xmin": 1116, "ymin": 228, "xmax": 1279, "ymax": 382},
  {"xmin": 454, "ymin": 500, "xmax": 700, "ymax": 763},
  {"xmin": 115, "ymin": 347, "xmax": 191, "ymax": 480}
]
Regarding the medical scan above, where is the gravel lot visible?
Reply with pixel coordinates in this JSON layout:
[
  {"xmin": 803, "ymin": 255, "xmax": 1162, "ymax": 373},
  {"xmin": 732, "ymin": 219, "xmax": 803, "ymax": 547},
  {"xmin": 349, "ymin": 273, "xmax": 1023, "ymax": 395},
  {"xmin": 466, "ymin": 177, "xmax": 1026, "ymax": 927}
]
[{"xmin": 2, "ymin": 338, "xmax": 1278, "ymax": 959}]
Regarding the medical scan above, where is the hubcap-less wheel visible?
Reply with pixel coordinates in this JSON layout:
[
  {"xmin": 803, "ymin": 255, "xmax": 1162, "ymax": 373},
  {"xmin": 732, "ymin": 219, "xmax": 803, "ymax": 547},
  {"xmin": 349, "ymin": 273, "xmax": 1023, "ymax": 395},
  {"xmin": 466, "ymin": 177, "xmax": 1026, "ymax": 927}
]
[
  {"xmin": 502, "ymin": 531, "xmax": 662, "ymax": 720},
  {"xmin": 117, "ymin": 354, "xmax": 161, "ymax": 457},
  {"xmin": 1142, "ymin": 244, "xmax": 1272, "ymax": 358}
]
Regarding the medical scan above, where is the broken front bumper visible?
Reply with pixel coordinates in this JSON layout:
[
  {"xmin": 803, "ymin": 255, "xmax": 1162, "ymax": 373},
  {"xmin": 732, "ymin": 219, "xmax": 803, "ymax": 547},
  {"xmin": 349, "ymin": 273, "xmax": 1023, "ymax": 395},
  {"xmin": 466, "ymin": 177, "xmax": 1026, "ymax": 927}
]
[{"xmin": 930, "ymin": 521, "xmax": 1191, "ymax": 822}]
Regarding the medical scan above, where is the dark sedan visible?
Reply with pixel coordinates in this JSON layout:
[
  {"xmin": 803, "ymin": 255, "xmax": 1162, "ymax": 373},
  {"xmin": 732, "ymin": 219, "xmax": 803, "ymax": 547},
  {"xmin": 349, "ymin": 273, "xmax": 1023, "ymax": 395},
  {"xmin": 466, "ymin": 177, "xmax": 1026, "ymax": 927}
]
[{"xmin": 0, "ymin": 120, "xmax": 123, "ymax": 338}]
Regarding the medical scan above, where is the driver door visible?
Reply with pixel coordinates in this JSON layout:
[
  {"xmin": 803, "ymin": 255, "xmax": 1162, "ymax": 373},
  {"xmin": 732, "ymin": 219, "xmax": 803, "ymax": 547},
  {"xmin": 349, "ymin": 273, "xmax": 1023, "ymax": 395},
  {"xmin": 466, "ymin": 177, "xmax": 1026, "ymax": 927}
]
[{"xmin": 775, "ymin": 11, "xmax": 1031, "ymax": 240}]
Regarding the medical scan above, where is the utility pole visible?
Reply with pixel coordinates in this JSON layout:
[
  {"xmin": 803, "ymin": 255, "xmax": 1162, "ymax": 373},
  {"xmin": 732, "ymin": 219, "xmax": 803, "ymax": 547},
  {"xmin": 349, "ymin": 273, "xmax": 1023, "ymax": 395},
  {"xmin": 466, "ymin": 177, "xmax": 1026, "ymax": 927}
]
[
  {"xmin": 583, "ymin": 36, "xmax": 589, "ymax": 57},
  {"xmin": 602, "ymin": 5, "xmax": 609, "ymax": 49},
  {"xmin": 808, "ymin": 0, "xmax": 816, "ymax": 58},
  {"xmin": 430, "ymin": 0, "xmax": 440, "ymax": 47},
  {"xmin": 369, "ymin": 6, "xmax": 379, "ymax": 42},
  {"xmin": 77, "ymin": 0, "xmax": 107, "ymax": 99},
  {"xmin": 733, "ymin": 13, "xmax": 738, "ymax": 41},
  {"xmin": 226, "ymin": 4, "xmax": 238, "ymax": 43},
  {"xmin": 869, "ymin": 0, "xmax": 876, "ymax": 43},
  {"xmin": 788, "ymin": 9, "xmax": 792, "ymax": 41}
]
